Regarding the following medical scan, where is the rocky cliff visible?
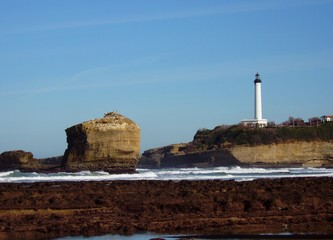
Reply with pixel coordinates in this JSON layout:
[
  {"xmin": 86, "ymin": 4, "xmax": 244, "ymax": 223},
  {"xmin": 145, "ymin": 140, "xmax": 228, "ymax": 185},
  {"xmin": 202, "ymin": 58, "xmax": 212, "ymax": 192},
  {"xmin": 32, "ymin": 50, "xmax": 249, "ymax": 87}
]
[
  {"xmin": 139, "ymin": 124, "xmax": 333, "ymax": 168},
  {"xmin": 230, "ymin": 141, "xmax": 333, "ymax": 167},
  {"xmin": 63, "ymin": 112, "xmax": 140, "ymax": 172}
]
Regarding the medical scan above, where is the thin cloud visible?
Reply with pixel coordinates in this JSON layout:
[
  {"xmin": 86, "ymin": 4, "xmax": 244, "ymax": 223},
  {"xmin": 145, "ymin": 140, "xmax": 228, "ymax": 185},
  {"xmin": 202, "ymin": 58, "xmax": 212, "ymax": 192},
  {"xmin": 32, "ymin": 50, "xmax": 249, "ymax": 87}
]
[
  {"xmin": 0, "ymin": 49, "xmax": 331, "ymax": 98},
  {"xmin": 0, "ymin": 56, "xmax": 164, "ymax": 97},
  {"xmin": 2, "ymin": 0, "xmax": 332, "ymax": 34}
]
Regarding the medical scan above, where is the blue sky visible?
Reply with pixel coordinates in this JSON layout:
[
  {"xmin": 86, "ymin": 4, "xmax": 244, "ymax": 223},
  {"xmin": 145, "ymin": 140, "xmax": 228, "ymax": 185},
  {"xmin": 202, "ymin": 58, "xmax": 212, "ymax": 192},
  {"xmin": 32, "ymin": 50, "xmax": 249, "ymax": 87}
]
[{"xmin": 1, "ymin": 0, "xmax": 333, "ymax": 158}]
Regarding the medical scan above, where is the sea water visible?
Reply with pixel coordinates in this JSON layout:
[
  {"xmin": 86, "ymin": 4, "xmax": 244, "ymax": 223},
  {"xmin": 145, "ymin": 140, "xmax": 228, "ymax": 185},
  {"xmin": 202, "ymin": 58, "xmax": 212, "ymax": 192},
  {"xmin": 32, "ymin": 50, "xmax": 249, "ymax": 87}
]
[
  {"xmin": 0, "ymin": 166, "xmax": 333, "ymax": 183},
  {"xmin": 56, "ymin": 233, "xmax": 205, "ymax": 240},
  {"xmin": 55, "ymin": 232, "xmax": 325, "ymax": 240}
]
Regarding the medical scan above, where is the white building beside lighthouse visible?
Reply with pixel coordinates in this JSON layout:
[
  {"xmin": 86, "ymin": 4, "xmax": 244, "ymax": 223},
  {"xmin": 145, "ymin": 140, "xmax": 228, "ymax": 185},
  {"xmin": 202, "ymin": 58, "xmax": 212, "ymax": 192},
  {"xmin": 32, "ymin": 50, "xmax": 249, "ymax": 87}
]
[{"xmin": 241, "ymin": 73, "xmax": 268, "ymax": 127}]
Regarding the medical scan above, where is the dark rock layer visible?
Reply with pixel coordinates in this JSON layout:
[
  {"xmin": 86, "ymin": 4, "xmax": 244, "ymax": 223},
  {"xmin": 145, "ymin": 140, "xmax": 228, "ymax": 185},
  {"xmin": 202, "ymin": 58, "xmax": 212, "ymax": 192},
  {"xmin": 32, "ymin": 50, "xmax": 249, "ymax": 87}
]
[
  {"xmin": 0, "ymin": 150, "xmax": 35, "ymax": 170},
  {"xmin": 0, "ymin": 177, "xmax": 332, "ymax": 239},
  {"xmin": 140, "ymin": 146, "xmax": 244, "ymax": 168},
  {"xmin": 0, "ymin": 150, "xmax": 62, "ymax": 172}
]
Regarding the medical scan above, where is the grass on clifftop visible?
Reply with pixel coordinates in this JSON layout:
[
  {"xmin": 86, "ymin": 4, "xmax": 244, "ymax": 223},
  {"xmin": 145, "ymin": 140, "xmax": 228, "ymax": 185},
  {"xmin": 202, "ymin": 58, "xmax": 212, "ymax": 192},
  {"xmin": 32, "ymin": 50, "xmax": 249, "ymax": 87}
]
[{"xmin": 187, "ymin": 122, "xmax": 333, "ymax": 152}]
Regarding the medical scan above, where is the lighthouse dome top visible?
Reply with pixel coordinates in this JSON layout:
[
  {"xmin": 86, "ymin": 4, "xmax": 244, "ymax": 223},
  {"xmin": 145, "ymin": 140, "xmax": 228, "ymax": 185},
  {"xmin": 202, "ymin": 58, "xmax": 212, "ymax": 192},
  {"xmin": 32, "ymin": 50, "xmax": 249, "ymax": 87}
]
[{"xmin": 254, "ymin": 72, "xmax": 261, "ymax": 84}]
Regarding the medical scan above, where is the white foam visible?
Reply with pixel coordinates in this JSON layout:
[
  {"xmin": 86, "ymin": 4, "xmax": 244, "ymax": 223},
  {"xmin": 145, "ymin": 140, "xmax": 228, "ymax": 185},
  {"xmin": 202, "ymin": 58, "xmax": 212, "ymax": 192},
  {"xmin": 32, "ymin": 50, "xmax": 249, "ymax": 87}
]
[
  {"xmin": 0, "ymin": 171, "xmax": 14, "ymax": 177},
  {"xmin": 0, "ymin": 171, "xmax": 159, "ymax": 183},
  {"xmin": 0, "ymin": 167, "xmax": 333, "ymax": 183}
]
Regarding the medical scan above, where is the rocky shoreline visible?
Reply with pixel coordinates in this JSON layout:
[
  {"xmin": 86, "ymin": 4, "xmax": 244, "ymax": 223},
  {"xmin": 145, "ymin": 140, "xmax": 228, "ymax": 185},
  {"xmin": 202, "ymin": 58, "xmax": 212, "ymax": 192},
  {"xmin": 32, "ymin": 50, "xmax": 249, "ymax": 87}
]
[{"xmin": 0, "ymin": 177, "xmax": 332, "ymax": 239}]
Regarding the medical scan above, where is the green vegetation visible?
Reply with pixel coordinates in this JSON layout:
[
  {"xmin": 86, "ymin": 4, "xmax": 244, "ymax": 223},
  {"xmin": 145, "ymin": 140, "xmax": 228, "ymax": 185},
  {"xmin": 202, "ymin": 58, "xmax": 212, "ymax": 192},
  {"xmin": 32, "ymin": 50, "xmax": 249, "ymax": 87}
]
[{"xmin": 189, "ymin": 122, "xmax": 333, "ymax": 151}]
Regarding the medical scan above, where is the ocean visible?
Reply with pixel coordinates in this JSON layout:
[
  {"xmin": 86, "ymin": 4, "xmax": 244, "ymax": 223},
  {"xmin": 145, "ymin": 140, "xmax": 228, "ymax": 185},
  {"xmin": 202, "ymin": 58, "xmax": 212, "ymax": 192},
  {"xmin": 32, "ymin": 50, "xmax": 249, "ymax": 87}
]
[
  {"xmin": 55, "ymin": 232, "xmax": 325, "ymax": 240},
  {"xmin": 0, "ymin": 166, "xmax": 333, "ymax": 183}
]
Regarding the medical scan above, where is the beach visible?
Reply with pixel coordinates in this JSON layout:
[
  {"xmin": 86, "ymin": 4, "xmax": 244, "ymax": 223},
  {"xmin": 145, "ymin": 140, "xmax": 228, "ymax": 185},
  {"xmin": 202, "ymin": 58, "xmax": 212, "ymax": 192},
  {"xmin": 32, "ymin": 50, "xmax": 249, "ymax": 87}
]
[{"xmin": 0, "ymin": 177, "xmax": 332, "ymax": 239}]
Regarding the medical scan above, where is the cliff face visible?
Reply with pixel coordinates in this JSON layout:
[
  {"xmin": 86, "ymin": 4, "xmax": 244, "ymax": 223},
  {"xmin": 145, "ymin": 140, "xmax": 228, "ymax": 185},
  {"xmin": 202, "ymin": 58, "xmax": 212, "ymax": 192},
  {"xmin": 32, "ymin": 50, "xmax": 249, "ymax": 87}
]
[
  {"xmin": 230, "ymin": 141, "xmax": 333, "ymax": 167},
  {"xmin": 63, "ymin": 112, "xmax": 140, "ymax": 172},
  {"xmin": 140, "ymin": 141, "xmax": 333, "ymax": 168}
]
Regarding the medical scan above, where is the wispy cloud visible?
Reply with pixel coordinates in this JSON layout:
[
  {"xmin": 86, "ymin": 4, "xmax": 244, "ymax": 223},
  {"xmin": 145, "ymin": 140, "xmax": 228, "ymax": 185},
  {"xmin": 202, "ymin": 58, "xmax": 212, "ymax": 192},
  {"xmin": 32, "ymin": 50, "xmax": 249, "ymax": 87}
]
[
  {"xmin": 2, "ymin": 0, "xmax": 332, "ymax": 34},
  {"xmin": 0, "ymin": 56, "xmax": 165, "ymax": 97},
  {"xmin": 1, "ymin": 49, "xmax": 331, "ymax": 98}
]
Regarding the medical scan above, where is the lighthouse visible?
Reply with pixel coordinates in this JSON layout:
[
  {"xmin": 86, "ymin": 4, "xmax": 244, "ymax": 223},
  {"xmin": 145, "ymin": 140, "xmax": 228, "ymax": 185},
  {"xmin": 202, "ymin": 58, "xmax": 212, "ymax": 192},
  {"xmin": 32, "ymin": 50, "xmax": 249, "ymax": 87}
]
[
  {"xmin": 254, "ymin": 72, "xmax": 263, "ymax": 120},
  {"xmin": 241, "ymin": 73, "xmax": 268, "ymax": 127}
]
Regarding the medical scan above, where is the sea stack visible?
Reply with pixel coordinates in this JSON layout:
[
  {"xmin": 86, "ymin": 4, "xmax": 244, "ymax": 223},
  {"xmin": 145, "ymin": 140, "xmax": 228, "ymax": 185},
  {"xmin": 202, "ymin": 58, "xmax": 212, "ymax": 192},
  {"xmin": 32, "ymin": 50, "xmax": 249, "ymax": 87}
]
[{"xmin": 62, "ymin": 112, "xmax": 140, "ymax": 173}]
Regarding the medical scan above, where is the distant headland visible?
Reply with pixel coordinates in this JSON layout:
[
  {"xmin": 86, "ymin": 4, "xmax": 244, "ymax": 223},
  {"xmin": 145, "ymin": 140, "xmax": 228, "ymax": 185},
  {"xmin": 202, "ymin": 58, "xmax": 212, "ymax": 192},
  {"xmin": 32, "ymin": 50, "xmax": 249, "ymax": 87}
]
[
  {"xmin": 139, "ymin": 121, "xmax": 333, "ymax": 168},
  {"xmin": 139, "ymin": 73, "xmax": 333, "ymax": 169}
]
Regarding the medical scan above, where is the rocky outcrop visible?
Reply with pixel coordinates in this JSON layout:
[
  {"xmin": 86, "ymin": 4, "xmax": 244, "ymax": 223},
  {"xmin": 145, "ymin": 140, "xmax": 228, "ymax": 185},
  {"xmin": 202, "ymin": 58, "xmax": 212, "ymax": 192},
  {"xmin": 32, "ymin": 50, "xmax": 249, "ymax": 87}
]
[
  {"xmin": 63, "ymin": 112, "xmax": 140, "ymax": 172},
  {"xmin": 0, "ymin": 150, "xmax": 63, "ymax": 172},
  {"xmin": 0, "ymin": 178, "xmax": 332, "ymax": 239},
  {"xmin": 139, "ymin": 144, "xmax": 243, "ymax": 168},
  {"xmin": 0, "ymin": 150, "xmax": 36, "ymax": 171},
  {"xmin": 139, "ymin": 144, "xmax": 187, "ymax": 168}
]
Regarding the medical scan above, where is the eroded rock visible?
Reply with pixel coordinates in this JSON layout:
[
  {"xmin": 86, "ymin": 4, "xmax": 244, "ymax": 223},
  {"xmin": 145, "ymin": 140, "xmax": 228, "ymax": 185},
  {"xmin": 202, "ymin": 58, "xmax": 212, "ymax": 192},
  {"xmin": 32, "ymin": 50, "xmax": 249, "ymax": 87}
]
[
  {"xmin": 0, "ymin": 151, "xmax": 64, "ymax": 172},
  {"xmin": 62, "ymin": 112, "xmax": 140, "ymax": 172},
  {"xmin": 0, "ymin": 150, "xmax": 35, "ymax": 170}
]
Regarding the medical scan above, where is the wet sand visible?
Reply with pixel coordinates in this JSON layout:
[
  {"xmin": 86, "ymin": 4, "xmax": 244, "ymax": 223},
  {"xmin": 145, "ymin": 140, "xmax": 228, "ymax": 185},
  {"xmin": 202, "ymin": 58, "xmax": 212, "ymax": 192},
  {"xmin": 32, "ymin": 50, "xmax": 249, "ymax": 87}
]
[{"xmin": 0, "ymin": 177, "xmax": 332, "ymax": 239}]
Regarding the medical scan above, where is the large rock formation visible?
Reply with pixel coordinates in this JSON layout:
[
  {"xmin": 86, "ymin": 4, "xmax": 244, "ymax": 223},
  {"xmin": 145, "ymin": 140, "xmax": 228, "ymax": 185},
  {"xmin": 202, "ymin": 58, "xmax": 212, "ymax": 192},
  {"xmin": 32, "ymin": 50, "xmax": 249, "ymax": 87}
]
[
  {"xmin": 139, "ymin": 124, "xmax": 333, "ymax": 168},
  {"xmin": 140, "ymin": 141, "xmax": 333, "ymax": 168},
  {"xmin": 63, "ymin": 112, "xmax": 140, "ymax": 172}
]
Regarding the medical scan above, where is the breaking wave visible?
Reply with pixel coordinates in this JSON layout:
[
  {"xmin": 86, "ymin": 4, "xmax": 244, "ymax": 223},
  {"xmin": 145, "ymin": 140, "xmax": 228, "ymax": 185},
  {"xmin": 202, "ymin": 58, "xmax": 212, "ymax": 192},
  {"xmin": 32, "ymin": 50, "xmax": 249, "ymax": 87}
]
[{"xmin": 0, "ymin": 166, "xmax": 332, "ymax": 183}]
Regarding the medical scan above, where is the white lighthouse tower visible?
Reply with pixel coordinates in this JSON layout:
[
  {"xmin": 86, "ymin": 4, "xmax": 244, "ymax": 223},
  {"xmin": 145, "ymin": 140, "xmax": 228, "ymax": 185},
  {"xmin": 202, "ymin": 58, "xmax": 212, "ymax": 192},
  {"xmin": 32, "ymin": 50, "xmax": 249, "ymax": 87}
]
[
  {"xmin": 254, "ymin": 73, "xmax": 263, "ymax": 120},
  {"xmin": 241, "ymin": 73, "xmax": 268, "ymax": 127}
]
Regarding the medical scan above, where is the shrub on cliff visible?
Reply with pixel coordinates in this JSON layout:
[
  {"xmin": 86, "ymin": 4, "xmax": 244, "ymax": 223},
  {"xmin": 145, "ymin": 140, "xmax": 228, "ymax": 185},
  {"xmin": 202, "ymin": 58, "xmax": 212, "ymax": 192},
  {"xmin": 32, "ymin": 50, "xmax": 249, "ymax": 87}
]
[{"xmin": 189, "ymin": 122, "xmax": 333, "ymax": 151}]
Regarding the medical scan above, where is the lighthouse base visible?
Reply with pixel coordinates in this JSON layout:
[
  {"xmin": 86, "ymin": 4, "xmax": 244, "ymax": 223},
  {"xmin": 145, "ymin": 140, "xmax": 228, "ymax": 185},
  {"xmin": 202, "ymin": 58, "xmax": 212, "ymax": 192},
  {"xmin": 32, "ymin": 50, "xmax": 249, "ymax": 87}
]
[{"xmin": 241, "ymin": 119, "xmax": 268, "ymax": 128}]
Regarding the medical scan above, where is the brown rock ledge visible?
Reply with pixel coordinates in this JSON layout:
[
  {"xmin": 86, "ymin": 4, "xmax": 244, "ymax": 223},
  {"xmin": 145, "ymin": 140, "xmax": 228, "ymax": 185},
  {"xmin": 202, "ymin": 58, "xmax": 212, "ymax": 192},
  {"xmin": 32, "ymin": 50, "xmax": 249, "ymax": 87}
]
[{"xmin": 0, "ymin": 177, "xmax": 332, "ymax": 239}]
